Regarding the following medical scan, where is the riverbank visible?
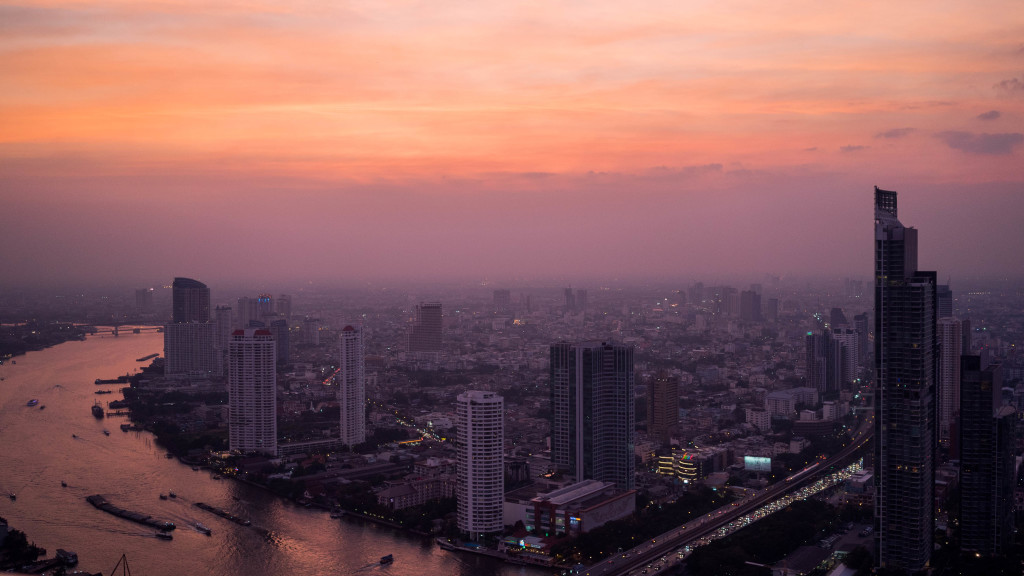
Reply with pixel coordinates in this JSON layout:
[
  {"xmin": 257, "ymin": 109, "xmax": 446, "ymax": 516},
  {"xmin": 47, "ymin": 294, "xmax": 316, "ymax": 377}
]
[{"xmin": 0, "ymin": 322, "xmax": 87, "ymax": 360}]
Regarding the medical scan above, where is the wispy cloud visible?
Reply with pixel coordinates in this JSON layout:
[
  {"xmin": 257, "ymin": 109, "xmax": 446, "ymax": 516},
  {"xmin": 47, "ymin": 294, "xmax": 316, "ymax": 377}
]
[
  {"xmin": 976, "ymin": 110, "xmax": 1001, "ymax": 121},
  {"xmin": 935, "ymin": 131, "xmax": 1024, "ymax": 155},
  {"xmin": 875, "ymin": 128, "xmax": 914, "ymax": 139},
  {"xmin": 840, "ymin": 145, "xmax": 867, "ymax": 152},
  {"xmin": 994, "ymin": 77, "xmax": 1024, "ymax": 97}
]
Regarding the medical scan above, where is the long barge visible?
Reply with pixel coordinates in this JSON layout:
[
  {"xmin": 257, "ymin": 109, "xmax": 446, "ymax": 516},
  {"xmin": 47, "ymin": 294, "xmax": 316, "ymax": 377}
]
[
  {"xmin": 194, "ymin": 502, "xmax": 252, "ymax": 526},
  {"xmin": 86, "ymin": 495, "xmax": 175, "ymax": 531},
  {"xmin": 136, "ymin": 353, "xmax": 159, "ymax": 362}
]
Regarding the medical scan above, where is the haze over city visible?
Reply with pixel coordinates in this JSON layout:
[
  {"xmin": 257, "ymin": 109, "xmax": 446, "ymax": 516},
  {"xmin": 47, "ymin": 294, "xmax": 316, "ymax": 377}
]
[{"xmin": 2, "ymin": 1, "xmax": 1023, "ymax": 288}]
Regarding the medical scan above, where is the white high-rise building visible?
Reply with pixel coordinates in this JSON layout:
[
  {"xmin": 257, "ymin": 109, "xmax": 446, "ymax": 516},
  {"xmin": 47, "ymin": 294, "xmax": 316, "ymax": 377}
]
[
  {"xmin": 937, "ymin": 317, "xmax": 962, "ymax": 444},
  {"xmin": 228, "ymin": 328, "xmax": 277, "ymax": 455},
  {"xmin": 456, "ymin": 390, "xmax": 504, "ymax": 541},
  {"xmin": 338, "ymin": 325, "xmax": 366, "ymax": 447}
]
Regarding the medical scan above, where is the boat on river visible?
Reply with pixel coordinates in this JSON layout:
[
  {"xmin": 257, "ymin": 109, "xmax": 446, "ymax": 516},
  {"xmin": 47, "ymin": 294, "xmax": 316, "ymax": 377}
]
[
  {"xmin": 155, "ymin": 532, "xmax": 173, "ymax": 540},
  {"xmin": 27, "ymin": 399, "xmax": 39, "ymax": 407},
  {"xmin": 91, "ymin": 402, "xmax": 104, "ymax": 419},
  {"xmin": 195, "ymin": 522, "xmax": 212, "ymax": 536},
  {"xmin": 380, "ymin": 554, "xmax": 394, "ymax": 564}
]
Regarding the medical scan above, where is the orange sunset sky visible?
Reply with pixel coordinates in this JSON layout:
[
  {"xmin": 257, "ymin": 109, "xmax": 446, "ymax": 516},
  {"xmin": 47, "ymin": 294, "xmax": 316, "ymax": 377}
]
[{"xmin": 2, "ymin": 1, "xmax": 1023, "ymax": 288}]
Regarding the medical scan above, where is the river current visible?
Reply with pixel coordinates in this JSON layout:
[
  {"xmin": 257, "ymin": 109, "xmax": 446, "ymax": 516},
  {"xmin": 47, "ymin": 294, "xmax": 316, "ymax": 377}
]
[{"xmin": 0, "ymin": 331, "xmax": 540, "ymax": 576}]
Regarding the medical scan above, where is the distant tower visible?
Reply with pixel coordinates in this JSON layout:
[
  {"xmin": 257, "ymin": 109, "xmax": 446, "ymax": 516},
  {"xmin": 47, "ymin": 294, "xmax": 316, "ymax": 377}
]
[
  {"xmin": 301, "ymin": 317, "xmax": 321, "ymax": 346},
  {"xmin": 275, "ymin": 294, "xmax": 292, "ymax": 319},
  {"xmin": 456, "ymin": 390, "xmax": 504, "ymax": 541},
  {"xmin": 135, "ymin": 288, "xmax": 155, "ymax": 316},
  {"xmin": 740, "ymin": 290, "xmax": 762, "ymax": 322},
  {"xmin": 648, "ymin": 372, "xmax": 679, "ymax": 445},
  {"xmin": 269, "ymin": 318, "xmax": 290, "ymax": 365},
  {"xmin": 236, "ymin": 297, "xmax": 258, "ymax": 330},
  {"xmin": 256, "ymin": 293, "xmax": 274, "ymax": 319},
  {"xmin": 959, "ymin": 357, "xmax": 1015, "ymax": 556},
  {"xmin": 164, "ymin": 277, "xmax": 216, "ymax": 377},
  {"xmin": 408, "ymin": 302, "xmax": 442, "ymax": 353},
  {"xmin": 493, "ymin": 289, "xmax": 511, "ymax": 314},
  {"xmin": 550, "ymin": 341, "xmax": 635, "ymax": 490},
  {"xmin": 936, "ymin": 285, "xmax": 953, "ymax": 319},
  {"xmin": 563, "ymin": 288, "xmax": 576, "ymax": 314},
  {"xmin": 171, "ymin": 277, "xmax": 210, "ymax": 323},
  {"xmin": 874, "ymin": 187, "xmax": 937, "ymax": 572},
  {"xmin": 338, "ymin": 326, "xmax": 366, "ymax": 447},
  {"xmin": 575, "ymin": 289, "xmax": 588, "ymax": 313},
  {"xmin": 228, "ymin": 328, "xmax": 277, "ymax": 455},
  {"xmin": 937, "ymin": 318, "xmax": 963, "ymax": 444},
  {"xmin": 853, "ymin": 312, "xmax": 870, "ymax": 364}
]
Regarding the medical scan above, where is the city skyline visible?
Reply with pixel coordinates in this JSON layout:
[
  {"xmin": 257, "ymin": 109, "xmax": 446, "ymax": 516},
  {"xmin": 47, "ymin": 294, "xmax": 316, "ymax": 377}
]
[{"xmin": 2, "ymin": 3, "xmax": 1023, "ymax": 288}]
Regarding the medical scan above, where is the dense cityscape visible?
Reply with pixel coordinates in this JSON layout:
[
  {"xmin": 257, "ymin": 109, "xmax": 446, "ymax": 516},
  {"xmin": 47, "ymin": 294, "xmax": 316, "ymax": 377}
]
[{"xmin": 1, "ymin": 191, "xmax": 1022, "ymax": 576}]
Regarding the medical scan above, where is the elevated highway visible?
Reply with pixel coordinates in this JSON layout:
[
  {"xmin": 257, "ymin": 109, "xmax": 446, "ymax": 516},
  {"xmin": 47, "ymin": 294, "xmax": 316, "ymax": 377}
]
[{"xmin": 582, "ymin": 423, "xmax": 873, "ymax": 576}]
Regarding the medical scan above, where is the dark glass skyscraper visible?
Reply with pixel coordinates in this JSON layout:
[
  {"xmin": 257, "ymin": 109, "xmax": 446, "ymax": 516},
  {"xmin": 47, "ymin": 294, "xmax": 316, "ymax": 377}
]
[
  {"xmin": 550, "ymin": 341, "xmax": 635, "ymax": 490},
  {"xmin": 959, "ymin": 356, "xmax": 1015, "ymax": 556},
  {"xmin": 171, "ymin": 277, "xmax": 210, "ymax": 323},
  {"xmin": 408, "ymin": 302, "xmax": 443, "ymax": 353},
  {"xmin": 873, "ymin": 187, "xmax": 937, "ymax": 572}
]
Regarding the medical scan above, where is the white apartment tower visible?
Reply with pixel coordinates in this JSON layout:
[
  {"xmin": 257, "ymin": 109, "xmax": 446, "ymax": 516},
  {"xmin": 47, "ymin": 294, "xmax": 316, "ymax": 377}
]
[
  {"xmin": 456, "ymin": 390, "xmax": 504, "ymax": 541},
  {"xmin": 338, "ymin": 325, "xmax": 366, "ymax": 447},
  {"xmin": 228, "ymin": 328, "xmax": 277, "ymax": 455}
]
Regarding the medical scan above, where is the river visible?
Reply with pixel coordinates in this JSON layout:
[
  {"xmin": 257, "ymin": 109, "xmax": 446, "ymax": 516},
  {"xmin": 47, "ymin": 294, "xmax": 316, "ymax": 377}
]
[{"xmin": 0, "ymin": 332, "xmax": 542, "ymax": 576}]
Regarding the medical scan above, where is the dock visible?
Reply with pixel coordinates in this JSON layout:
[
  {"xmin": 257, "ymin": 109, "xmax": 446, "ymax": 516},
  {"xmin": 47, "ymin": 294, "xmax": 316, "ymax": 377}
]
[{"xmin": 86, "ymin": 495, "xmax": 175, "ymax": 531}]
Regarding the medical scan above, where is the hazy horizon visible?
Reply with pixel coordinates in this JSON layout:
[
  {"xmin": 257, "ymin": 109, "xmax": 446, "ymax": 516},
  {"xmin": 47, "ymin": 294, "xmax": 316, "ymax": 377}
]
[{"xmin": 3, "ymin": 2, "xmax": 1022, "ymax": 289}]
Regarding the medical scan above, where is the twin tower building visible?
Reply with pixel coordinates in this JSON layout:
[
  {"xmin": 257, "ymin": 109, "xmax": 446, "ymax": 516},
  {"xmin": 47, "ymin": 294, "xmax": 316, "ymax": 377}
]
[{"xmin": 225, "ymin": 324, "xmax": 366, "ymax": 456}]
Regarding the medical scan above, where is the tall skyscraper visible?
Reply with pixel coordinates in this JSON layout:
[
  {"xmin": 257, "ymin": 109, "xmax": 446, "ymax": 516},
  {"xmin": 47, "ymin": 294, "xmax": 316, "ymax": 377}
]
[
  {"xmin": 171, "ymin": 277, "xmax": 210, "ymax": 323},
  {"xmin": 338, "ymin": 325, "xmax": 366, "ymax": 447},
  {"xmin": 936, "ymin": 284, "xmax": 953, "ymax": 319},
  {"xmin": 853, "ymin": 312, "xmax": 870, "ymax": 364},
  {"xmin": 228, "ymin": 328, "xmax": 277, "ymax": 455},
  {"xmin": 456, "ymin": 390, "xmax": 504, "ymax": 541},
  {"xmin": 937, "ymin": 318, "xmax": 962, "ymax": 444},
  {"xmin": 959, "ymin": 356, "xmax": 1015, "ymax": 556},
  {"xmin": 550, "ymin": 341, "xmax": 635, "ymax": 490},
  {"xmin": 164, "ymin": 277, "xmax": 217, "ymax": 377},
  {"xmin": 648, "ymin": 372, "xmax": 679, "ymax": 445},
  {"xmin": 408, "ymin": 302, "xmax": 442, "ymax": 353},
  {"xmin": 806, "ymin": 328, "xmax": 856, "ymax": 394},
  {"xmin": 873, "ymin": 187, "xmax": 937, "ymax": 572}
]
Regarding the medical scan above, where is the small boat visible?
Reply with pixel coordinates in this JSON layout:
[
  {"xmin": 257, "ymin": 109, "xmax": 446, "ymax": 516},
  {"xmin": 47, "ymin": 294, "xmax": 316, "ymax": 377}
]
[
  {"xmin": 8, "ymin": 493, "xmax": 15, "ymax": 501},
  {"xmin": 72, "ymin": 434, "xmax": 77, "ymax": 439},
  {"xmin": 103, "ymin": 429, "xmax": 110, "ymax": 436},
  {"xmin": 168, "ymin": 491, "xmax": 177, "ymax": 499},
  {"xmin": 159, "ymin": 494, "xmax": 168, "ymax": 500},
  {"xmin": 27, "ymin": 399, "xmax": 39, "ymax": 407},
  {"xmin": 39, "ymin": 405, "xmax": 45, "ymax": 410},
  {"xmin": 91, "ymin": 402, "xmax": 104, "ymax": 419},
  {"xmin": 192, "ymin": 466, "xmax": 199, "ymax": 471},
  {"xmin": 155, "ymin": 532, "xmax": 173, "ymax": 540},
  {"xmin": 195, "ymin": 522, "xmax": 212, "ymax": 536},
  {"xmin": 61, "ymin": 480, "xmax": 67, "ymax": 487},
  {"xmin": 380, "ymin": 554, "xmax": 393, "ymax": 565}
]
